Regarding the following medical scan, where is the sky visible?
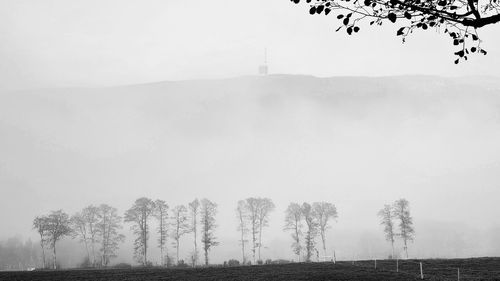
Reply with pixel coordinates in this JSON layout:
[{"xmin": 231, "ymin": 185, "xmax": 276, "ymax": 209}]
[
  {"xmin": 1, "ymin": 0, "xmax": 500, "ymax": 267},
  {"xmin": 0, "ymin": 0, "xmax": 500, "ymax": 91}
]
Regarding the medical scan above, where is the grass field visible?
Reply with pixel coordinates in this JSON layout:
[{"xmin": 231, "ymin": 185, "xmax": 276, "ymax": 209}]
[{"xmin": 1, "ymin": 258, "xmax": 499, "ymax": 281}]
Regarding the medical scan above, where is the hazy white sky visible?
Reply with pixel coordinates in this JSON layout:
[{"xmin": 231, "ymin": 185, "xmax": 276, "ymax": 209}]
[{"xmin": 1, "ymin": 0, "xmax": 499, "ymax": 91}]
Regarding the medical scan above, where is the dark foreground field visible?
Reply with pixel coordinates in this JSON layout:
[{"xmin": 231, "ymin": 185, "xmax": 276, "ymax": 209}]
[{"xmin": 1, "ymin": 258, "xmax": 499, "ymax": 281}]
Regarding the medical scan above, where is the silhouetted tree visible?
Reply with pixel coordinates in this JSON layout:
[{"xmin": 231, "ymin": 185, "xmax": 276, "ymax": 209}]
[
  {"xmin": 393, "ymin": 198, "xmax": 415, "ymax": 258},
  {"xmin": 81, "ymin": 205, "xmax": 100, "ymax": 267},
  {"xmin": 292, "ymin": 0, "xmax": 495, "ymax": 62},
  {"xmin": 312, "ymin": 202, "xmax": 338, "ymax": 257},
  {"xmin": 243, "ymin": 197, "xmax": 260, "ymax": 263},
  {"xmin": 284, "ymin": 203, "xmax": 303, "ymax": 261},
  {"xmin": 200, "ymin": 198, "xmax": 218, "ymax": 266},
  {"xmin": 46, "ymin": 210, "xmax": 72, "ymax": 269},
  {"xmin": 236, "ymin": 200, "xmax": 249, "ymax": 264},
  {"xmin": 378, "ymin": 204, "xmax": 396, "ymax": 258},
  {"xmin": 301, "ymin": 203, "xmax": 318, "ymax": 262},
  {"xmin": 154, "ymin": 199, "xmax": 169, "ymax": 266},
  {"xmin": 171, "ymin": 205, "xmax": 189, "ymax": 264},
  {"xmin": 124, "ymin": 197, "xmax": 155, "ymax": 266},
  {"xmin": 256, "ymin": 198, "xmax": 275, "ymax": 261},
  {"xmin": 188, "ymin": 199, "xmax": 200, "ymax": 266},
  {"xmin": 71, "ymin": 212, "xmax": 91, "ymax": 265},
  {"xmin": 97, "ymin": 204, "xmax": 124, "ymax": 266},
  {"xmin": 32, "ymin": 216, "xmax": 50, "ymax": 268}
]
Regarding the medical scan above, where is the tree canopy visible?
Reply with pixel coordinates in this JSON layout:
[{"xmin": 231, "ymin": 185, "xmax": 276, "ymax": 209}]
[{"xmin": 292, "ymin": 0, "xmax": 498, "ymax": 62}]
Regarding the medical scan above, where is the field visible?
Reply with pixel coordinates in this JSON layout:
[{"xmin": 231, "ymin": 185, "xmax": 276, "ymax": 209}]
[{"xmin": 1, "ymin": 258, "xmax": 499, "ymax": 281}]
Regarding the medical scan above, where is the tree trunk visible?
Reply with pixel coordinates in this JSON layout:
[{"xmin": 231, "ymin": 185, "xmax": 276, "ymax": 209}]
[
  {"xmin": 252, "ymin": 225, "xmax": 256, "ymax": 264},
  {"xmin": 160, "ymin": 216, "xmax": 164, "ymax": 266},
  {"xmin": 84, "ymin": 240, "xmax": 90, "ymax": 266},
  {"xmin": 240, "ymin": 229, "xmax": 245, "ymax": 264},
  {"xmin": 176, "ymin": 239, "xmax": 180, "ymax": 264},
  {"xmin": 91, "ymin": 239, "xmax": 96, "ymax": 267},
  {"xmin": 144, "ymin": 217, "xmax": 146, "ymax": 266},
  {"xmin": 295, "ymin": 223, "xmax": 301, "ymax": 262},
  {"xmin": 160, "ymin": 246, "xmax": 164, "ymax": 266},
  {"xmin": 258, "ymin": 224, "xmax": 263, "ymax": 261},
  {"xmin": 52, "ymin": 243, "xmax": 57, "ymax": 269},
  {"xmin": 391, "ymin": 240, "xmax": 395, "ymax": 259},
  {"xmin": 194, "ymin": 227, "xmax": 197, "ymax": 266},
  {"xmin": 404, "ymin": 239, "xmax": 408, "ymax": 259},
  {"xmin": 204, "ymin": 247, "xmax": 208, "ymax": 266},
  {"xmin": 144, "ymin": 232, "xmax": 147, "ymax": 266},
  {"xmin": 321, "ymin": 231, "xmax": 326, "ymax": 257},
  {"xmin": 40, "ymin": 244, "xmax": 46, "ymax": 269}
]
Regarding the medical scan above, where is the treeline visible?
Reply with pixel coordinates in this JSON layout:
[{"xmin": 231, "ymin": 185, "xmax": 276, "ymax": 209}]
[
  {"xmin": 32, "ymin": 197, "xmax": 219, "ymax": 269},
  {"xmin": 31, "ymin": 197, "xmax": 414, "ymax": 269}
]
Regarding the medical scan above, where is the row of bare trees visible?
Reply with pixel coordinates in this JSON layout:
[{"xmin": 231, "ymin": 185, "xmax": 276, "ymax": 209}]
[
  {"xmin": 32, "ymin": 198, "xmax": 219, "ymax": 269},
  {"xmin": 283, "ymin": 202, "xmax": 338, "ymax": 262},
  {"xmin": 33, "ymin": 205, "xmax": 124, "ymax": 269},
  {"xmin": 32, "ymin": 198, "xmax": 414, "ymax": 268},
  {"xmin": 378, "ymin": 198, "xmax": 415, "ymax": 259},
  {"xmin": 121, "ymin": 197, "xmax": 218, "ymax": 267}
]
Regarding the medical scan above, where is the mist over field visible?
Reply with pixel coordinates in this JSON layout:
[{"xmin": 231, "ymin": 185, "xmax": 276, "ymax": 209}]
[{"xmin": 1, "ymin": 75, "xmax": 500, "ymax": 267}]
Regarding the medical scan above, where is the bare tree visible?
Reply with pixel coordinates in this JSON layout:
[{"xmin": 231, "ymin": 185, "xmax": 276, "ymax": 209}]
[
  {"xmin": 393, "ymin": 198, "xmax": 415, "ymax": 259},
  {"xmin": 378, "ymin": 204, "xmax": 396, "ymax": 258},
  {"xmin": 81, "ymin": 205, "xmax": 100, "ymax": 267},
  {"xmin": 236, "ymin": 200, "xmax": 249, "ymax": 264},
  {"xmin": 171, "ymin": 205, "xmax": 189, "ymax": 264},
  {"xmin": 188, "ymin": 199, "xmax": 200, "ymax": 266},
  {"xmin": 46, "ymin": 210, "xmax": 72, "ymax": 269},
  {"xmin": 256, "ymin": 198, "xmax": 275, "ymax": 261},
  {"xmin": 70, "ymin": 212, "xmax": 91, "ymax": 264},
  {"xmin": 97, "ymin": 204, "xmax": 124, "ymax": 267},
  {"xmin": 154, "ymin": 200, "xmax": 169, "ymax": 266},
  {"xmin": 301, "ymin": 203, "xmax": 318, "ymax": 262},
  {"xmin": 284, "ymin": 203, "xmax": 303, "ymax": 261},
  {"xmin": 124, "ymin": 197, "xmax": 156, "ymax": 266},
  {"xmin": 243, "ymin": 198, "xmax": 260, "ymax": 264},
  {"xmin": 312, "ymin": 202, "xmax": 338, "ymax": 257},
  {"xmin": 33, "ymin": 216, "xmax": 50, "ymax": 269},
  {"xmin": 200, "ymin": 198, "xmax": 218, "ymax": 266}
]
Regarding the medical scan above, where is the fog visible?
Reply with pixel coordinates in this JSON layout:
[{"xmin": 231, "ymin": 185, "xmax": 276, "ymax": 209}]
[
  {"xmin": 2, "ymin": 0, "xmax": 500, "ymax": 269},
  {"xmin": 1, "ymin": 75, "xmax": 500, "ymax": 266}
]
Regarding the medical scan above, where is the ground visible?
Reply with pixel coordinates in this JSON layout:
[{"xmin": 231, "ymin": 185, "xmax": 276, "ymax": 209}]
[{"xmin": 1, "ymin": 258, "xmax": 499, "ymax": 281}]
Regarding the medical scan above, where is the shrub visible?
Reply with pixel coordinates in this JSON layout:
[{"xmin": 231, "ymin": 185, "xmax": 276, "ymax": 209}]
[
  {"xmin": 176, "ymin": 259, "xmax": 189, "ymax": 268},
  {"xmin": 227, "ymin": 259, "xmax": 240, "ymax": 267}
]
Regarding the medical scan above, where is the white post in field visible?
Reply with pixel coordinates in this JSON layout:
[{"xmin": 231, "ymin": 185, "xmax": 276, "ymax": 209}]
[{"xmin": 420, "ymin": 262, "xmax": 424, "ymax": 280}]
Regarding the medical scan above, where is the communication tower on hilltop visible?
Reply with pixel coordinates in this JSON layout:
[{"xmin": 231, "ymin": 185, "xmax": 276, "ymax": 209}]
[{"xmin": 258, "ymin": 48, "xmax": 269, "ymax": 75}]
